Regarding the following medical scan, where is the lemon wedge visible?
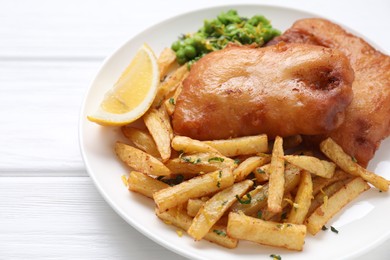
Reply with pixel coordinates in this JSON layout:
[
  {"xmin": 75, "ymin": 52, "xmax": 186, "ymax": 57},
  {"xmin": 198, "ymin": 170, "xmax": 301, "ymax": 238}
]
[{"xmin": 88, "ymin": 43, "xmax": 159, "ymax": 126}]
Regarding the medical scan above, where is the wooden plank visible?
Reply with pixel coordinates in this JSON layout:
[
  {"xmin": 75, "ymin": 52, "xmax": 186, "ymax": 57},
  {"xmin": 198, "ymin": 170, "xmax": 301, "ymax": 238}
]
[
  {"xmin": 0, "ymin": 176, "xmax": 183, "ymax": 259},
  {"xmin": 0, "ymin": 0, "xmax": 389, "ymax": 58},
  {"xmin": 0, "ymin": 61, "xmax": 100, "ymax": 172}
]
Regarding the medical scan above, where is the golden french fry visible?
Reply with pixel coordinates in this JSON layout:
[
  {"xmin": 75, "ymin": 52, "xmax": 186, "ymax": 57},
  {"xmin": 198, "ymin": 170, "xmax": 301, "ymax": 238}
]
[
  {"xmin": 157, "ymin": 47, "xmax": 177, "ymax": 81},
  {"xmin": 163, "ymin": 83, "xmax": 182, "ymax": 115},
  {"xmin": 127, "ymin": 171, "xmax": 169, "ymax": 198},
  {"xmin": 187, "ymin": 197, "xmax": 208, "ymax": 217},
  {"xmin": 284, "ymin": 155, "xmax": 336, "ymax": 178},
  {"xmin": 233, "ymin": 156, "xmax": 271, "ymax": 182},
  {"xmin": 165, "ymin": 152, "xmax": 233, "ymax": 175},
  {"xmin": 143, "ymin": 108, "xmax": 172, "ymax": 162},
  {"xmin": 188, "ymin": 180, "xmax": 253, "ymax": 240},
  {"xmin": 121, "ymin": 126, "xmax": 160, "ymax": 158},
  {"xmin": 320, "ymin": 137, "xmax": 389, "ymax": 191},
  {"xmin": 115, "ymin": 142, "xmax": 171, "ymax": 176},
  {"xmin": 204, "ymin": 135, "xmax": 268, "ymax": 157},
  {"xmin": 153, "ymin": 64, "xmax": 189, "ymax": 107},
  {"xmin": 287, "ymin": 170, "xmax": 313, "ymax": 224},
  {"xmin": 268, "ymin": 136, "xmax": 285, "ymax": 213},
  {"xmin": 153, "ymin": 168, "xmax": 234, "ymax": 213},
  {"xmin": 260, "ymin": 193, "xmax": 293, "ymax": 221},
  {"xmin": 231, "ymin": 164, "xmax": 301, "ymax": 216},
  {"xmin": 158, "ymin": 106, "xmax": 173, "ymax": 139},
  {"xmin": 156, "ymin": 207, "xmax": 238, "ymax": 249},
  {"xmin": 306, "ymin": 177, "xmax": 370, "ymax": 235},
  {"xmin": 171, "ymin": 135, "xmax": 221, "ymax": 155},
  {"xmin": 308, "ymin": 177, "xmax": 352, "ymax": 216},
  {"xmin": 254, "ymin": 164, "xmax": 270, "ymax": 183},
  {"xmin": 312, "ymin": 170, "xmax": 350, "ymax": 196},
  {"xmin": 227, "ymin": 212, "xmax": 306, "ymax": 251}
]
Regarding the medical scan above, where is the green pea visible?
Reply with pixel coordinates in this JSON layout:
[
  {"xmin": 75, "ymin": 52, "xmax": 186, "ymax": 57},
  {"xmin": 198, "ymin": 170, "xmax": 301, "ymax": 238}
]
[
  {"xmin": 203, "ymin": 20, "xmax": 213, "ymax": 34},
  {"xmin": 184, "ymin": 37, "xmax": 195, "ymax": 46},
  {"xmin": 171, "ymin": 40, "xmax": 181, "ymax": 51},
  {"xmin": 184, "ymin": 45, "xmax": 197, "ymax": 59},
  {"xmin": 176, "ymin": 47, "xmax": 186, "ymax": 58}
]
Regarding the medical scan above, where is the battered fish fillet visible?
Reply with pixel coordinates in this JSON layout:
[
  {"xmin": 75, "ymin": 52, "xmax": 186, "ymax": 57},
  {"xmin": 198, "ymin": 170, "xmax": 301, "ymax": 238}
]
[
  {"xmin": 172, "ymin": 43, "xmax": 354, "ymax": 140},
  {"xmin": 267, "ymin": 18, "xmax": 390, "ymax": 166}
]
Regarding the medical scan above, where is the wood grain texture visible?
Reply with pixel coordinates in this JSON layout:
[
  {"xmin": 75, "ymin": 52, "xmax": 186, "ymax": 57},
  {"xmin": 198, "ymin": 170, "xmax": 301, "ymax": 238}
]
[
  {"xmin": 0, "ymin": 61, "xmax": 99, "ymax": 173},
  {"xmin": 0, "ymin": 177, "xmax": 183, "ymax": 260},
  {"xmin": 0, "ymin": 0, "xmax": 389, "ymax": 58}
]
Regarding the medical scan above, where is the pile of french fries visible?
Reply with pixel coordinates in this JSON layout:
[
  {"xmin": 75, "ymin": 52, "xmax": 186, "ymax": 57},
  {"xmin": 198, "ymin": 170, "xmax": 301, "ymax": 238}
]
[{"xmin": 116, "ymin": 48, "xmax": 389, "ymax": 251}]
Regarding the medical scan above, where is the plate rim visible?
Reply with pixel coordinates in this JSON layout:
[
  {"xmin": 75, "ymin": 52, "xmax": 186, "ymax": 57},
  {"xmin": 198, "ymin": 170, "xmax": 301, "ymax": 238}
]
[{"xmin": 79, "ymin": 3, "xmax": 390, "ymax": 260}]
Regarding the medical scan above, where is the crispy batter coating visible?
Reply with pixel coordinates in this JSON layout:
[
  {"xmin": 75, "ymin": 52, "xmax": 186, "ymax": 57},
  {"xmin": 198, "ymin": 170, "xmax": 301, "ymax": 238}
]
[
  {"xmin": 267, "ymin": 18, "xmax": 390, "ymax": 166},
  {"xmin": 172, "ymin": 43, "xmax": 354, "ymax": 140}
]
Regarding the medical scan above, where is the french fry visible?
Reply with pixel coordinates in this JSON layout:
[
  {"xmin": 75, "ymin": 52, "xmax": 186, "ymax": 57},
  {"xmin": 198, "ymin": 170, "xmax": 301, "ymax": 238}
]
[
  {"xmin": 153, "ymin": 64, "xmax": 189, "ymax": 107},
  {"xmin": 165, "ymin": 152, "xmax": 234, "ymax": 175},
  {"xmin": 143, "ymin": 108, "xmax": 172, "ymax": 162},
  {"xmin": 320, "ymin": 138, "xmax": 389, "ymax": 191},
  {"xmin": 153, "ymin": 168, "xmax": 234, "ymax": 213},
  {"xmin": 227, "ymin": 212, "xmax": 306, "ymax": 251},
  {"xmin": 188, "ymin": 180, "xmax": 253, "ymax": 240},
  {"xmin": 231, "ymin": 164, "xmax": 301, "ymax": 216},
  {"xmin": 164, "ymin": 83, "xmax": 182, "ymax": 115},
  {"xmin": 284, "ymin": 155, "xmax": 336, "ymax": 178},
  {"xmin": 127, "ymin": 171, "xmax": 169, "ymax": 198},
  {"xmin": 156, "ymin": 207, "xmax": 238, "ymax": 249},
  {"xmin": 158, "ymin": 106, "xmax": 174, "ymax": 139},
  {"xmin": 260, "ymin": 193, "xmax": 293, "ymax": 221},
  {"xmin": 121, "ymin": 126, "xmax": 160, "ymax": 158},
  {"xmin": 204, "ymin": 135, "xmax": 268, "ymax": 157},
  {"xmin": 171, "ymin": 135, "xmax": 222, "ymax": 155},
  {"xmin": 306, "ymin": 177, "xmax": 370, "ymax": 235},
  {"xmin": 268, "ymin": 136, "xmax": 285, "ymax": 213},
  {"xmin": 187, "ymin": 197, "xmax": 209, "ymax": 217},
  {"xmin": 157, "ymin": 47, "xmax": 177, "ymax": 81},
  {"xmin": 308, "ymin": 177, "xmax": 352, "ymax": 216},
  {"xmin": 312, "ymin": 169, "xmax": 350, "ymax": 196},
  {"xmin": 115, "ymin": 142, "xmax": 171, "ymax": 176},
  {"xmin": 287, "ymin": 170, "xmax": 313, "ymax": 224},
  {"xmin": 233, "ymin": 156, "xmax": 271, "ymax": 182},
  {"xmin": 254, "ymin": 164, "xmax": 270, "ymax": 183}
]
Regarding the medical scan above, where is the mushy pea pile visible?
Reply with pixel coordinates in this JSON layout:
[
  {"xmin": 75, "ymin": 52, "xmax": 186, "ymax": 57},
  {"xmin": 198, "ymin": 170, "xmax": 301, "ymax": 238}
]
[{"xmin": 171, "ymin": 9, "xmax": 281, "ymax": 65}]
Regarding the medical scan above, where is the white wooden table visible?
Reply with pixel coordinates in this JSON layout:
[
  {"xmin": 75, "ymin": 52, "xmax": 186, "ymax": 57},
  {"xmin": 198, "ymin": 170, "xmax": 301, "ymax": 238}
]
[{"xmin": 1, "ymin": 0, "xmax": 389, "ymax": 259}]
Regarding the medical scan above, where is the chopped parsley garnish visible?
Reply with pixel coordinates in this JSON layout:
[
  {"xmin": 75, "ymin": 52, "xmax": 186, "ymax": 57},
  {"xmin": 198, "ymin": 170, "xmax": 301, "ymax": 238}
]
[
  {"xmin": 169, "ymin": 98, "xmax": 175, "ymax": 105},
  {"xmin": 256, "ymin": 168, "xmax": 266, "ymax": 174},
  {"xmin": 257, "ymin": 210, "xmax": 263, "ymax": 219},
  {"xmin": 270, "ymin": 254, "xmax": 282, "ymax": 260},
  {"xmin": 182, "ymin": 156, "xmax": 201, "ymax": 164},
  {"xmin": 351, "ymin": 156, "xmax": 358, "ymax": 163},
  {"xmin": 322, "ymin": 225, "xmax": 328, "ymax": 231},
  {"xmin": 208, "ymin": 157, "xmax": 225, "ymax": 163},
  {"xmin": 330, "ymin": 226, "xmax": 339, "ymax": 234},
  {"xmin": 158, "ymin": 174, "xmax": 185, "ymax": 186},
  {"xmin": 216, "ymin": 170, "xmax": 222, "ymax": 188},
  {"xmin": 221, "ymin": 200, "xmax": 228, "ymax": 206},
  {"xmin": 235, "ymin": 193, "xmax": 252, "ymax": 204},
  {"xmin": 213, "ymin": 229, "xmax": 227, "ymax": 236},
  {"xmin": 234, "ymin": 159, "xmax": 241, "ymax": 164}
]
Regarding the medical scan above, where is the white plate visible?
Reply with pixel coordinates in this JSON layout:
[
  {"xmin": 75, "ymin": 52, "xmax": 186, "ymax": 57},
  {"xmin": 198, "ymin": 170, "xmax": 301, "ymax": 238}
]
[{"xmin": 79, "ymin": 4, "xmax": 390, "ymax": 260}]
